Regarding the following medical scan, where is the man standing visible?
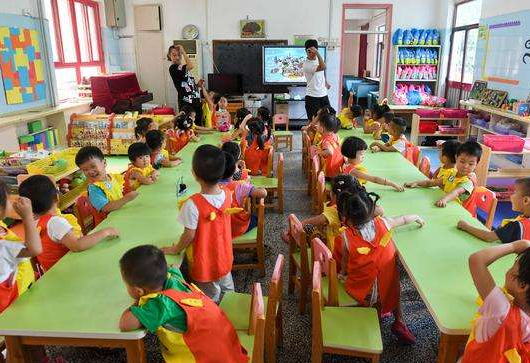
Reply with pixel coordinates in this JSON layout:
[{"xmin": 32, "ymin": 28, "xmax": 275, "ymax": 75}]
[{"xmin": 303, "ymin": 39, "xmax": 330, "ymax": 121}]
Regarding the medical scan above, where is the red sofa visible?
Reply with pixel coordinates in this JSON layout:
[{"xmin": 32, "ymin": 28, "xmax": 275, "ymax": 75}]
[{"xmin": 90, "ymin": 72, "xmax": 153, "ymax": 113}]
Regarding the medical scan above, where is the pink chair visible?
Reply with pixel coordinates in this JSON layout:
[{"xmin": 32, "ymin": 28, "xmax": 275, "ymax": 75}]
[
  {"xmin": 287, "ymin": 214, "xmax": 311, "ymax": 313},
  {"xmin": 403, "ymin": 145, "xmax": 420, "ymax": 166},
  {"xmin": 272, "ymin": 114, "xmax": 289, "ymax": 131},
  {"xmin": 307, "ymin": 153, "xmax": 320, "ymax": 196},
  {"xmin": 474, "ymin": 186, "xmax": 498, "ymax": 229},
  {"xmin": 418, "ymin": 156, "xmax": 431, "ymax": 178}
]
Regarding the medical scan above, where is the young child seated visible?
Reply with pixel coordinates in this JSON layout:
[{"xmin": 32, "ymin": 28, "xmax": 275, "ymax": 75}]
[
  {"xmin": 0, "ymin": 183, "xmax": 41, "ymax": 313},
  {"xmin": 18, "ymin": 175, "xmax": 119, "ymax": 271},
  {"xmin": 221, "ymin": 141, "xmax": 249, "ymax": 181},
  {"xmin": 161, "ymin": 145, "xmax": 235, "ymax": 302},
  {"xmin": 166, "ymin": 111, "xmax": 201, "ymax": 155},
  {"xmin": 364, "ymin": 103, "xmax": 390, "ymax": 134},
  {"xmin": 134, "ymin": 117, "xmax": 157, "ymax": 142},
  {"xmin": 341, "ymin": 136, "xmax": 404, "ymax": 192},
  {"xmin": 75, "ymin": 146, "xmax": 138, "ymax": 223},
  {"xmin": 230, "ymin": 107, "xmax": 252, "ymax": 141},
  {"xmin": 124, "ymin": 142, "xmax": 160, "ymax": 194},
  {"xmin": 220, "ymin": 152, "xmax": 267, "ymax": 237},
  {"xmin": 372, "ymin": 112, "xmax": 394, "ymax": 141},
  {"xmin": 370, "ymin": 117, "xmax": 410, "ymax": 153},
  {"xmin": 337, "ymin": 92, "xmax": 362, "ymax": 130},
  {"xmin": 459, "ymin": 240, "xmax": 529, "ymax": 362},
  {"xmin": 405, "ymin": 140, "xmax": 481, "ymax": 208},
  {"xmin": 433, "ymin": 139, "xmax": 460, "ymax": 179},
  {"xmin": 457, "ymin": 178, "xmax": 530, "ymax": 243},
  {"xmin": 241, "ymin": 118, "xmax": 272, "ymax": 176},
  {"xmin": 257, "ymin": 106, "xmax": 273, "ymax": 128},
  {"xmin": 337, "ymin": 189, "xmax": 425, "ymax": 344},
  {"xmin": 303, "ymin": 105, "xmax": 336, "ymax": 145},
  {"xmin": 146, "ymin": 130, "xmax": 182, "ymax": 169},
  {"xmin": 119, "ymin": 245, "xmax": 248, "ymax": 363},
  {"xmin": 317, "ymin": 113, "xmax": 343, "ymax": 179}
]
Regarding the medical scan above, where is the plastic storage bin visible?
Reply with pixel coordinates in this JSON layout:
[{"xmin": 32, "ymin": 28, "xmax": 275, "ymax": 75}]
[
  {"xmin": 483, "ymin": 134, "xmax": 524, "ymax": 153},
  {"xmin": 440, "ymin": 108, "xmax": 468, "ymax": 118},
  {"xmin": 438, "ymin": 125, "xmax": 465, "ymax": 134},
  {"xmin": 419, "ymin": 121, "xmax": 438, "ymax": 133},
  {"xmin": 416, "ymin": 109, "xmax": 441, "ymax": 118}
]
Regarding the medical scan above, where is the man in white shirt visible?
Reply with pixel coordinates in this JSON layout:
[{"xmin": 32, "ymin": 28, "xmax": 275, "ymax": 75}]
[{"xmin": 303, "ymin": 39, "xmax": 330, "ymax": 121}]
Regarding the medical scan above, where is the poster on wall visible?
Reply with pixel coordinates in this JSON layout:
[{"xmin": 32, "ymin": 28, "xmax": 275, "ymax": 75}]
[
  {"xmin": 0, "ymin": 26, "xmax": 46, "ymax": 104},
  {"xmin": 240, "ymin": 20, "xmax": 265, "ymax": 38}
]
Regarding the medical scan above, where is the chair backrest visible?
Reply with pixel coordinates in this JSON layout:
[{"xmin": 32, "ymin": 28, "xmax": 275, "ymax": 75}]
[
  {"xmin": 266, "ymin": 147, "xmax": 274, "ymax": 177},
  {"xmin": 316, "ymin": 171, "xmax": 326, "ymax": 214},
  {"xmin": 474, "ymin": 186, "xmax": 498, "ymax": 229},
  {"xmin": 311, "ymin": 261, "xmax": 324, "ymax": 358},
  {"xmin": 74, "ymin": 195, "xmax": 96, "ymax": 235},
  {"xmin": 418, "ymin": 156, "xmax": 431, "ymax": 178},
  {"xmin": 287, "ymin": 214, "xmax": 305, "ymax": 249},
  {"xmin": 312, "ymin": 238, "xmax": 339, "ymax": 306},
  {"xmin": 249, "ymin": 282, "xmax": 266, "ymax": 363},
  {"xmin": 272, "ymin": 114, "xmax": 289, "ymax": 130},
  {"xmin": 403, "ymin": 145, "xmax": 420, "ymax": 166},
  {"xmin": 265, "ymin": 254, "xmax": 285, "ymax": 363}
]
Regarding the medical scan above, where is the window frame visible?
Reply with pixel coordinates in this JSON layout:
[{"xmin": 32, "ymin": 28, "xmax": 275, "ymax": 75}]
[{"xmin": 374, "ymin": 24, "xmax": 386, "ymax": 78}]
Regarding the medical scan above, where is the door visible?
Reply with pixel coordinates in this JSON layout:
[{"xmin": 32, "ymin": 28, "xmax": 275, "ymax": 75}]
[{"xmin": 358, "ymin": 23, "xmax": 369, "ymax": 76}]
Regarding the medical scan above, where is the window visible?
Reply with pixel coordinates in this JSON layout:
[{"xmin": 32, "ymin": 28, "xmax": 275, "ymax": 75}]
[
  {"xmin": 44, "ymin": 0, "xmax": 105, "ymax": 100},
  {"xmin": 374, "ymin": 24, "xmax": 386, "ymax": 78}
]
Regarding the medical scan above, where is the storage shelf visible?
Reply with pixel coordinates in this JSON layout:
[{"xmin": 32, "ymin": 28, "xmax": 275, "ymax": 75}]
[
  {"xmin": 418, "ymin": 132, "xmax": 466, "ymax": 137},
  {"xmin": 396, "ymin": 63, "xmax": 438, "ymax": 66},
  {"xmin": 24, "ymin": 127, "xmax": 55, "ymax": 137},
  {"xmin": 396, "ymin": 79, "xmax": 437, "ymax": 82},
  {"xmin": 487, "ymin": 168, "xmax": 530, "ymax": 178},
  {"xmin": 395, "ymin": 45, "xmax": 441, "ymax": 48},
  {"xmin": 461, "ymin": 100, "xmax": 530, "ymax": 124}
]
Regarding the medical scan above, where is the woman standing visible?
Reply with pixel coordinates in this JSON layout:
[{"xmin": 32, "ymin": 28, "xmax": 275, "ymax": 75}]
[
  {"xmin": 302, "ymin": 39, "xmax": 330, "ymax": 121},
  {"xmin": 167, "ymin": 45, "xmax": 203, "ymax": 125}
]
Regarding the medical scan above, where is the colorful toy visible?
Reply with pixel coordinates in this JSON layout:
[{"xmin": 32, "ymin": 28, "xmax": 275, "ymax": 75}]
[{"xmin": 393, "ymin": 28, "xmax": 440, "ymax": 45}]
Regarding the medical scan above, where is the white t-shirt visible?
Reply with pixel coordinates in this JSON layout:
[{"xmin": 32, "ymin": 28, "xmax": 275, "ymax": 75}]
[
  {"xmin": 303, "ymin": 58, "xmax": 327, "ymax": 98},
  {"xmin": 0, "ymin": 239, "xmax": 24, "ymax": 283},
  {"xmin": 178, "ymin": 192, "xmax": 226, "ymax": 230},
  {"xmin": 46, "ymin": 216, "xmax": 74, "ymax": 242}
]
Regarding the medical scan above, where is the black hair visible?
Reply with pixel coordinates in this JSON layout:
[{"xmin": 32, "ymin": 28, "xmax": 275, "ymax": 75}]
[
  {"xmin": 223, "ymin": 152, "xmax": 237, "ymax": 180},
  {"xmin": 180, "ymin": 105, "xmax": 195, "ymax": 115},
  {"xmin": 18, "ymin": 175, "xmax": 57, "ymax": 215},
  {"xmin": 212, "ymin": 93, "xmax": 222, "ymax": 105},
  {"xmin": 0, "ymin": 180, "xmax": 7, "ymax": 213},
  {"xmin": 331, "ymin": 174, "xmax": 364, "ymax": 197},
  {"xmin": 516, "ymin": 248, "xmax": 530, "ymax": 306},
  {"xmin": 441, "ymin": 139, "xmax": 461, "ymax": 164},
  {"xmin": 221, "ymin": 141, "xmax": 242, "ymax": 161},
  {"xmin": 235, "ymin": 108, "xmax": 251, "ymax": 129},
  {"xmin": 192, "ymin": 144, "xmax": 225, "ymax": 185},
  {"xmin": 341, "ymin": 136, "xmax": 368, "ymax": 159},
  {"xmin": 383, "ymin": 112, "xmax": 395, "ymax": 124},
  {"xmin": 391, "ymin": 117, "xmax": 407, "ymax": 134},
  {"xmin": 319, "ymin": 113, "xmax": 340, "ymax": 133},
  {"xmin": 305, "ymin": 39, "xmax": 318, "ymax": 50},
  {"xmin": 318, "ymin": 105, "xmax": 336, "ymax": 117},
  {"xmin": 174, "ymin": 113, "xmax": 194, "ymax": 131},
  {"xmin": 350, "ymin": 105, "xmax": 363, "ymax": 118},
  {"xmin": 515, "ymin": 178, "xmax": 530, "ymax": 197},
  {"xmin": 257, "ymin": 107, "xmax": 272, "ymax": 124},
  {"xmin": 135, "ymin": 117, "xmax": 154, "ymax": 140},
  {"xmin": 247, "ymin": 118, "xmax": 269, "ymax": 150},
  {"xmin": 457, "ymin": 140, "xmax": 482, "ymax": 162},
  {"xmin": 145, "ymin": 130, "xmax": 165, "ymax": 151},
  {"xmin": 128, "ymin": 142, "xmax": 151, "ymax": 162},
  {"xmin": 75, "ymin": 146, "xmax": 105, "ymax": 166},
  {"xmin": 372, "ymin": 104, "xmax": 390, "ymax": 120},
  {"xmin": 120, "ymin": 245, "xmax": 168, "ymax": 290},
  {"xmin": 337, "ymin": 189, "xmax": 381, "ymax": 228}
]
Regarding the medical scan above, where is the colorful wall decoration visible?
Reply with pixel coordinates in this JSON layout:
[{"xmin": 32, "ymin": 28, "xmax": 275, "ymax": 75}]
[{"xmin": 0, "ymin": 26, "xmax": 46, "ymax": 104}]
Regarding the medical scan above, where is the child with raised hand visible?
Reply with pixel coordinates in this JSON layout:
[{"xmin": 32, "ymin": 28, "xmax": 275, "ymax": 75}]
[
  {"xmin": 134, "ymin": 117, "xmax": 157, "ymax": 142},
  {"xmin": 229, "ymin": 108, "xmax": 253, "ymax": 141},
  {"xmin": 364, "ymin": 103, "xmax": 390, "ymax": 134},
  {"xmin": 457, "ymin": 178, "xmax": 530, "ymax": 243},
  {"xmin": 370, "ymin": 117, "xmax": 410, "ymax": 153},
  {"xmin": 433, "ymin": 139, "xmax": 460, "ymax": 179},
  {"xmin": 318, "ymin": 113, "xmax": 343, "ymax": 179},
  {"xmin": 19, "ymin": 175, "xmax": 119, "ymax": 271},
  {"xmin": 220, "ymin": 152, "xmax": 267, "ymax": 237},
  {"xmin": 337, "ymin": 189, "xmax": 424, "ymax": 345},
  {"xmin": 124, "ymin": 142, "xmax": 160, "ymax": 194},
  {"xmin": 161, "ymin": 145, "xmax": 235, "ymax": 302},
  {"xmin": 341, "ymin": 136, "xmax": 404, "ymax": 192},
  {"xmin": 241, "ymin": 118, "xmax": 272, "ymax": 176},
  {"xmin": 459, "ymin": 240, "xmax": 529, "ymax": 362},
  {"xmin": 405, "ymin": 140, "xmax": 481, "ymax": 208},
  {"xmin": 221, "ymin": 141, "xmax": 249, "ymax": 181},
  {"xmin": 145, "ymin": 130, "xmax": 182, "ymax": 169},
  {"xmin": 338, "ymin": 91, "xmax": 361, "ymax": 129},
  {"xmin": 119, "ymin": 245, "xmax": 248, "ymax": 363},
  {"xmin": 0, "ymin": 182, "xmax": 41, "ymax": 313}
]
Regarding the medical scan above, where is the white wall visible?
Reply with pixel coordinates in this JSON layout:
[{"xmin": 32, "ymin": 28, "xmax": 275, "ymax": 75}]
[
  {"xmin": 1, "ymin": 0, "xmax": 37, "ymax": 16},
  {"xmin": 480, "ymin": 0, "xmax": 530, "ymax": 18}
]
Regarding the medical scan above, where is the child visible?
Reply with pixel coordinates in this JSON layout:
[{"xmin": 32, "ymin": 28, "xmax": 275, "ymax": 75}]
[
  {"xmin": 230, "ymin": 108, "xmax": 253, "ymax": 141},
  {"xmin": 0, "ymin": 182, "xmax": 41, "ymax": 313},
  {"xmin": 459, "ymin": 240, "xmax": 529, "ymax": 362},
  {"xmin": 337, "ymin": 92, "xmax": 362, "ymax": 129},
  {"xmin": 318, "ymin": 113, "xmax": 343, "ymax": 179},
  {"xmin": 433, "ymin": 139, "xmax": 460, "ymax": 179},
  {"xmin": 364, "ymin": 103, "xmax": 390, "ymax": 134},
  {"xmin": 370, "ymin": 117, "xmax": 410, "ymax": 153},
  {"xmin": 372, "ymin": 112, "xmax": 394, "ymax": 141},
  {"xmin": 124, "ymin": 142, "xmax": 160, "ymax": 194},
  {"xmin": 241, "ymin": 118, "xmax": 272, "ymax": 176},
  {"xmin": 18, "ymin": 175, "xmax": 119, "ymax": 271},
  {"xmin": 161, "ymin": 145, "xmax": 235, "ymax": 302},
  {"xmin": 166, "ymin": 111, "xmax": 201, "ymax": 155},
  {"xmin": 235, "ymin": 107, "xmax": 251, "ymax": 130},
  {"xmin": 337, "ymin": 190, "xmax": 425, "ymax": 344},
  {"xmin": 134, "ymin": 117, "xmax": 157, "ymax": 142},
  {"xmin": 457, "ymin": 178, "xmax": 530, "ymax": 243},
  {"xmin": 203, "ymin": 89, "xmax": 231, "ymax": 131},
  {"xmin": 303, "ymin": 105, "xmax": 336, "ymax": 146},
  {"xmin": 220, "ymin": 152, "xmax": 267, "ymax": 237},
  {"xmin": 145, "ymin": 130, "xmax": 182, "ymax": 169},
  {"xmin": 119, "ymin": 245, "xmax": 248, "ymax": 363},
  {"xmin": 341, "ymin": 136, "xmax": 404, "ymax": 192},
  {"xmin": 75, "ymin": 146, "xmax": 138, "ymax": 223},
  {"xmin": 221, "ymin": 141, "xmax": 249, "ymax": 181},
  {"xmin": 257, "ymin": 106, "xmax": 272, "ymax": 127},
  {"xmin": 405, "ymin": 140, "xmax": 481, "ymax": 208}
]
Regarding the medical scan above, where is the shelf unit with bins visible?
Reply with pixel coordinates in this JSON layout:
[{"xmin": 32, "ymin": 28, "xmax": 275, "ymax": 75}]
[
  {"xmin": 410, "ymin": 113, "xmax": 470, "ymax": 145},
  {"xmin": 68, "ymin": 114, "xmax": 113, "ymax": 153}
]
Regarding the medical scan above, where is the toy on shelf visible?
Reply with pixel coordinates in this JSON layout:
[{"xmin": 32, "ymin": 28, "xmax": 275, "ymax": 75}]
[
  {"xmin": 68, "ymin": 114, "xmax": 112, "ymax": 153},
  {"xmin": 392, "ymin": 28, "xmax": 440, "ymax": 45},
  {"xmin": 397, "ymin": 48, "xmax": 439, "ymax": 65},
  {"xmin": 479, "ymin": 89, "xmax": 508, "ymax": 108},
  {"xmin": 392, "ymin": 83, "xmax": 446, "ymax": 106},
  {"xmin": 396, "ymin": 65, "xmax": 437, "ymax": 80}
]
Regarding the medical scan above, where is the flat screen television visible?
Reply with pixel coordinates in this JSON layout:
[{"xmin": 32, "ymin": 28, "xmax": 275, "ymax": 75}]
[
  {"xmin": 207, "ymin": 74, "xmax": 243, "ymax": 95},
  {"xmin": 262, "ymin": 45, "xmax": 327, "ymax": 85}
]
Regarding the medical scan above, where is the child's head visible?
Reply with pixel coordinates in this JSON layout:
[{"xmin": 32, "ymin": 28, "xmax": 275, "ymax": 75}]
[
  {"xmin": 317, "ymin": 105, "xmax": 336, "ymax": 119},
  {"xmin": 174, "ymin": 112, "xmax": 194, "ymax": 131},
  {"xmin": 341, "ymin": 136, "xmax": 368, "ymax": 165},
  {"xmin": 337, "ymin": 189, "xmax": 380, "ymax": 228},
  {"xmin": 257, "ymin": 107, "xmax": 271, "ymax": 124},
  {"xmin": 218, "ymin": 96, "xmax": 228, "ymax": 110},
  {"xmin": 506, "ymin": 248, "xmax": 530, "ymax": 307},
  {"xmin": 145, "ymin": 130, "xmax": 165, "ymax": 153},
  {"xmin": 382, "ymin": 112, "xmax": 395, "ymax": 125},
  {"xmin": 222, "ymin": 152, "xmax": 237, "ymax": 180},
  {"xmin": 331, "ymin": 174, "xmax": 363, "ymax": 202},
  {"xmin": 0, "ymin": 180, "xmax": 8, "ymax": 218},
  {"xmin": 128, "ymin": 142, "xmax": 151, "ymax": 168},
  {"xmin": 439, "ymin": 139, "xmax": 461, "ymax": 166},
  {"xmin": 455, "ymin": 140, "xmax": 482, "ymax": 176},
  {"xmin": 180, "ymin": 105, "xmax": 196, "ymax": 122},
  {"xmin": 389, "ymin": 117, "xmax": 407, "ymax": 137},
  {"xmin": 18, "ymin": 175, "xmax": 57, "ymax": 216},
  {"xmin": 135, "ymin": 117, "xmax": 156, "ymax": 140},
  {"xmin": 350, "ymin": 105, "xmax": 363, "ymax": 118},
  {"xmin": 221, "ymin": 141, "xmax": 242, "ymax": 161},
  {"xmin": 511, "ymin": 178, "xmax": 530, "ymax": 214},
  {"xmin": 247, "ymin": 118, "xmax": 270, "ymax": 149},
  {"xmin": 318, "ymin": 113, "xmax": 340, "ymax": 133},
  {"xmin": 364, "ymin": 108, "xmax": 373, "ymax": 119},
  {"xmin": 235, "ymin": 108, "xmax": 251, "ymax": 129},
  {"xmin": 75, "ymin": 146, "xmax": 107, "ymax": 182},
  {"xmin": 372, "ymin": 104, "xmax": 390, "ymax": 121},
  {"xmin": 120, "ymin": 245, "xmax": 168, "ymax": 298},
  {"xmin": 192, "ymin": 144, "xmax": 225, "ymax": 186}
]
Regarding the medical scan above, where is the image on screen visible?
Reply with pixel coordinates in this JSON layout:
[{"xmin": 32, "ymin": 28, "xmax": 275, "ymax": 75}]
[{"xmin": 262, "ymin": 46, "xmax": 327, "ymax": 85}]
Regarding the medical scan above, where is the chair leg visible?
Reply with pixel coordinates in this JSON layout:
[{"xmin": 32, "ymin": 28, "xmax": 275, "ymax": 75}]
[
  {"xmin": 298, "ymin": 276, "xmax": 308, "ymax": 314},
  {"xmin": 257, "ymin": 240, "xmax": 265, "ymax": 277},
  {"xmin": 288, "ymin": 258, "xmax": 297, "ymax": 294},
  {"xmin": 278, "ymin": 189, "xmax": 284, "ymax": 214},
  {"xmin": 371, "ymin": 354, "xmax": 380, "ymax": 363}
]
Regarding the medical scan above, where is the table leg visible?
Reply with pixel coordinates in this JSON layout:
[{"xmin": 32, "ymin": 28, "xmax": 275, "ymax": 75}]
[
  {"xmin": 5, "ymin": 337, "xmax": 34, "ymax": 363},
  {"xmin": 437, "ymin": 333, "xmax": 467, "ymax": 363},
  {"xmin": 125, "ymin": 339, "xmax": 146, "ymax": 363}
]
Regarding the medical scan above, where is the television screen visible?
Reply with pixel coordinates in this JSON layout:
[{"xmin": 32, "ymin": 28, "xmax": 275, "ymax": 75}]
[
  {"xmin": 262, "ymin": 46, "xmax": 327, "ymax": 85},
  {"xmin": 207, "ymin": 74, "xmax": 243, "ymax": 95}
]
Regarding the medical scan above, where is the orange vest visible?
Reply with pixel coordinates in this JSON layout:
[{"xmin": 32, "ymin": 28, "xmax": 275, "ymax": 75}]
[
  {"xmin": 242, "ymin": 137, "xmax": 270, "ymax": 176},
  {"xmin": 167, "ymin": 129, "xmax": 191, "ymax": 155},
  {"xmin": 221, "ymin": 181, "xmax": 251, "ymax": 238},
  {"xmin": 0, "ymin": 274, "xmax": 18, "ymax": 313},
  {"xmin": 320, "ymin": 133, "xmax": 343, "ymax": 178},
  {"xmin": 462, "ymin": 177, "xmax": 479, "ymax": 216},
  {"xmin": 462, "ymin": 304, "xmax": 529, "ymax": 363},
  {"xmin": 36, "ymin": 214, "xmax": 71, "ymax": 272},
  {"xmin": 344, "ymin": 217, "xmax": 399, "ymax": 314},
  {"xmin": 161, "ymin": 287, "xmax": 249, "ymax": 363},
  {"xmin": 188, "ymin": 191, "xmax": 233, "ymax": 282}
]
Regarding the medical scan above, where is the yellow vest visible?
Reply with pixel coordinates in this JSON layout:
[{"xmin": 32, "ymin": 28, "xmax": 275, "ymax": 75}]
[
  {"xmin": 128, "ymin": 165, "xmax": 155, "ymax": 191},
  {"xmin": 338, "ymin": 108, "xmax": 354, "ymax": 129},
  {"xmin": 436, "ymin": 167, "xmax": 455, "ymax": 180},
  {"xmin": 345, "ymin": 163, "xmax": 368, "ymax": 185},
  {"xmin": 0, "ymin": 222, "xmax": 35, "ymax": 295},
  {"xmin": 202, "ymin": 101, "xmax": 212, "ymax": 129},
  {"xmin": 442, "ymin": 169, "xmax": 471, "ymax": 204},
  {"xmin": 92, "ymin": 174, "xmax": 124, "ymax": 202}
]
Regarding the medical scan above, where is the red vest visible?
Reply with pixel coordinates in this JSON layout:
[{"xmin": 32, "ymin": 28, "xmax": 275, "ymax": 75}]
[
  {"xmin": 344, "ymin": 217, "xmax": 399, "ymax": 314},
  {"xmin": 123, "ymin": 166, "xmax": 135, "ymax": 195},
  {"xmin": 242, "ymin": 138, "xmax": 270, "ymax": 176},
  {"xmin": 462, "ymin": 177, "xmax": 479, "ymax": 216},
  {"xmin": 521, "ymin": 218, "xmax": 530, "ymax": 239},
  {"xmin": 222, "ymin": 181, "xmax": 251, "ymax": 238},
  {"xmin": 0, "ymin": 274, "xmax": 18, "ymax": 313},
  {"xmin": 37, "ymin": 214, "xmax": 71, "ymax": 271},
  {"xmin": 462, "ymin": 304, "xmax": 529, "ymax": 363},
  {"xmin": 188, "ymin": 191, "xmax": 233, "ymax": 282},
  {"xmin": 167, "ymin": 129, "xmax": 191, "ymax": 155},
  {"xmin": 320, "ymin": 133, "xmax": 343, "ymax": 178},
  {"xmin": 161, "ymin": 287, "xmax": 248, "ymax": 363}
]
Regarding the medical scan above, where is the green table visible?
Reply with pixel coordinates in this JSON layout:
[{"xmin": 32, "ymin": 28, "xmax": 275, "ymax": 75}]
[
  {"xmin": 0, "ymin": 134, "xmax": 224, "ymax": 363},
  {"xmin": 338, "ymin": 129, "xmax": 513, "ymax": 363}
]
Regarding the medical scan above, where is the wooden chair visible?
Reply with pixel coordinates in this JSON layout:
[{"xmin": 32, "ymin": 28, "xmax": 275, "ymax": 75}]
[
  {"xmin": 236, "ymin": 283, "xmax": 266, "ymax": 363},
  {"xmin": 232, "ymin": 198, "xmax": 266, "ymax": 276},
  {"xmin": 266, "ymin": 147, "xmax": 274, "ymax": 178},
  {"xmin": 287, "ymin": 214, "xmax": 311, "ymax": 313},
  {"xmin": 252, "ymin": 153, "xmax": 284, "ymax": 213},
  {"xmin": 311, "ymin": 261, "xmax": 382, "ymax": 363},
  {"xmin": 402, "ymin": 145, "xmax": 420, "ymax": 166},
  {"xmin": 302, "ymin": 131, "xmax": 311, "ymax": 175},
  {"xmin": 474, "ymin": 186, "xmax": 498, "ymax": 230},
  {"xmin": 312, "ymin": 238, "xmax": 357, "ymax": 307},
  {"xmin": 308, "ymin": 154, "xmax": 320, "ymax": 199},
  {"xmin": 74, "ymin": 195, "xmax": 96, "ymax": 235},
  {"xmin": 272, "ymin": 114, "xmax": 293, "ymax": 151},
  {"xmin": 418, "ymin": 156, "xmax": 431, "ymax": 178},
  {"xmin": 314, "ymin": 171, "xmax": 327, "ymax": 215}
]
